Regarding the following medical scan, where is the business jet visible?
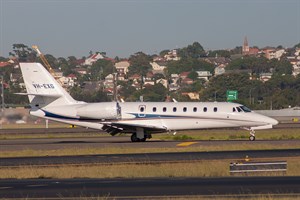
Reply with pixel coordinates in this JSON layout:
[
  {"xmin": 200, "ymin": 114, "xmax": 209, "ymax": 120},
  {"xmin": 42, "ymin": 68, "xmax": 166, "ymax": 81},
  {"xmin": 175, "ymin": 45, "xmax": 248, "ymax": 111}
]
[{"xmin": 18, "ymin": 62, "xmax": 278, "ymax": 142}]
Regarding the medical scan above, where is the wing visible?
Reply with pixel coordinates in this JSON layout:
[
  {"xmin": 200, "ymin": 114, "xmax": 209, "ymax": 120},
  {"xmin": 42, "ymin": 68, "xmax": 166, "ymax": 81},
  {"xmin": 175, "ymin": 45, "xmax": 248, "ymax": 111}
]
[{"xmin": 101, "ymin": 121, "xmax": 167, "ymax": 136}]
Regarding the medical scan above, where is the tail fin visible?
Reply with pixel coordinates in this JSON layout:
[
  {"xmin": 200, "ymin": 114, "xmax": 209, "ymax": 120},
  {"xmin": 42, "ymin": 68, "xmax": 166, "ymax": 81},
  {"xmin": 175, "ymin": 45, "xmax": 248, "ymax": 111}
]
[{"xmin": 19, "ymin": 62, "xmax": 76, "ymax": 108}]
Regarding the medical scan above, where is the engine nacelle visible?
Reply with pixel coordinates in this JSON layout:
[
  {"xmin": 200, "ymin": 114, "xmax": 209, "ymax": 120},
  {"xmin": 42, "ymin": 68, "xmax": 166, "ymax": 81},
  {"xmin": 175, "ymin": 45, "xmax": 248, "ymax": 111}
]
[{"xmin": 76, "ymin": 102, "xmax": 119, "ymax": 119}]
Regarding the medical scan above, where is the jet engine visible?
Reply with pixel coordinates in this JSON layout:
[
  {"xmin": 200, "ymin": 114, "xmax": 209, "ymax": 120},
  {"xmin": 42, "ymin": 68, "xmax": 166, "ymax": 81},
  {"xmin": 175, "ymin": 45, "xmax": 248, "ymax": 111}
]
[{"xmin": 76, "ymin": 102, "xmax": 120, "ymax": 120}]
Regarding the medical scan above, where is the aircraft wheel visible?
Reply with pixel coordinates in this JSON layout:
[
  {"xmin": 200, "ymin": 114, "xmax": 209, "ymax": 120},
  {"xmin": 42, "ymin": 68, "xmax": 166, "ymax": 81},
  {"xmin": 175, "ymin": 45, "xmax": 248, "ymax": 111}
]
[
  {"xmin": 249, "ymin": 135, "xmax": 255, "ymax": 141},
  {"xmin": 131, "ymin": 134, "xmax": 139, "ymax": 142}
]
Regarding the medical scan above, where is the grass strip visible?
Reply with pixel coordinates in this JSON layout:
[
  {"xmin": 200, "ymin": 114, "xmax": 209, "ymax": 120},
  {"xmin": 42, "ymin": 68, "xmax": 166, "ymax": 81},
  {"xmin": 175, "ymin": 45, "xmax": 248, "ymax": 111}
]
[{"xmin": 0, "ymin": 158, "xmax": 299, "ymax": 179}]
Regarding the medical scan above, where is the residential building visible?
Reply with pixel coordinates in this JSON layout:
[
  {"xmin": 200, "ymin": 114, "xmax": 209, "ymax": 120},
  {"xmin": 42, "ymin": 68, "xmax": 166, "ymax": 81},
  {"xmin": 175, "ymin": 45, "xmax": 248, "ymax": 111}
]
[
  {"xmin": 115, "ymin": 60, "xmax": 130, "ymax": 74},
  {"xmin": 84, "ymin": 53, "xmax": 104, "ymax": 66},
  {"xmin": 164, "ymin": 49, "xmax": 180, "ymax": 61},
  {"xmin": 104, "ymin": 74, "xmax": 115, "ymax": 88},
  {"xmin": 196, "ymin": 71, "xmax": 212, "ymax": 81},
  {"xmin": 156, "ymin": 78, "xmax": 168, "ymax": 88},
  {"xmin": 150, "ymin": 61, "xmax": 166, "ymax": 74},
  {"xmin": 214, "ymin": 66, "xmax": 226, "ymax": 76},
  {"xmin": 259, "ymin": 73, "xmax": 273, "ymax": 82}
]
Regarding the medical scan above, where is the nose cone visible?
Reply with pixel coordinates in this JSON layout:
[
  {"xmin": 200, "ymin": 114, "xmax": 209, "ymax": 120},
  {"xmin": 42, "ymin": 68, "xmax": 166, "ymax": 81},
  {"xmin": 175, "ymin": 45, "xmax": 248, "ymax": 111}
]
[{"xmin": 265, "ymin": 116, "xmax": 279, "ymax": 126}]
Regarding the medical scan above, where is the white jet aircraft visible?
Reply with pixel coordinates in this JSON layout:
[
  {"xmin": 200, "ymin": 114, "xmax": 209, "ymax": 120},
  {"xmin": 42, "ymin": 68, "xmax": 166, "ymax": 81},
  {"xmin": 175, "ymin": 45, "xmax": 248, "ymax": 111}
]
[{"xmin": 18, "ymin": 63, "xmax": 278, "ymax": 142}]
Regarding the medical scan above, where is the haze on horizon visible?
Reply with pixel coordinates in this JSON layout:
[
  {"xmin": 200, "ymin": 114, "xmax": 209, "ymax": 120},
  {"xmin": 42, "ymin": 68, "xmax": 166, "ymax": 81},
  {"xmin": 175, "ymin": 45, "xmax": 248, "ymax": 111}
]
[{"xmin": 0, "ymin": 0, "xmax": 299, "ymax": 59}]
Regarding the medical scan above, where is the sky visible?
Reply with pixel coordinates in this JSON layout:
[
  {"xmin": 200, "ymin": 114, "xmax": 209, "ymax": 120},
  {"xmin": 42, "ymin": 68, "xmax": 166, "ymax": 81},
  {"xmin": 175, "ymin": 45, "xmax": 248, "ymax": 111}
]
[{"xmin": 0, "ymin": 0, "xmax": 300, "ymax": 58}]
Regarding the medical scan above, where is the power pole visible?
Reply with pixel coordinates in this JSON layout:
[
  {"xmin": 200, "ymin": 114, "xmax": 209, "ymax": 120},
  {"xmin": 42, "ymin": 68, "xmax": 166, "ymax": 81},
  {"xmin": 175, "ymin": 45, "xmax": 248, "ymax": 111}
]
[
  {"xmin": 1, "ymin": 75, "xmax": 4, "ymax": 112},
  {"xmin": 0, "ymin": 75, "xmax": 4, "ymax": 129}
]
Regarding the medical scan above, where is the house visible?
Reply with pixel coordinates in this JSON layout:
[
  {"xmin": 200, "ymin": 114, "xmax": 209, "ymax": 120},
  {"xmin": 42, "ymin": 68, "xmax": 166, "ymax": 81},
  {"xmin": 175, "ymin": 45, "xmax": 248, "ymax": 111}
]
[
  {"xmin": 104, "ymin": 74, "xmax": 115, "ymax": 88},
  {"xmin": 196, "ymin": 71, "xmax": 212, "ymax": 81},
  {"xmin": 170, "ymin": 74, "xmax": 179, "ymax": 83},
  {"xmin": 129, "ymin": 74, "xmax": 141, "ymax": 83},
  {"xmin": 84, "ymin": 53, "xmax": 104, "ymax": 65},
  {"xmin": 150, "ymin": 61, "xmax": 166, "ymax": 74},
  {"xmin": 164, "ymin": 49, "xmax": 180, "ymax": 61},
  {"xmin": 214, "ymin": 66, "xmax": 226, "ymax": 76},
  {"xmin": 156, "ymin": 78, "xmax": 168, "ymax": 88},
  {"xmin": 117, "ymin": 73, "xmax": 126, "ymax": 81},
  {"xmin": 169, "ymin": 83, "xmax": 180, "ymax": 91},
  {"xmin": 0, "ymin": 62, "xmax": 11, "ymax": 68},
  {"xmin": 143, "ymin": 72, "xmax": 155, "ymax": 86},
  {"xmin": 259, "ymin": 73, "xmax": 273, "ymax": 82},
  {"xmin": 182, "ymin": 92, "xmax": 200, "ymax": 100},
  {"xmin": 74, "ymin": 68, "xmax": 88, "ymax": 75},
  {"xmin": 53, "ymin": 69, "xmax": 63, "ymax": 79},
  {"xmin": 262, "ymin": 48, "xmax": 285, "ymax": 60},
  {"xmin": 115, "ymin": 60, "xmax": 130, "ymax": 74},
  {"xmin": 182, "ymin": 77, "xmax": 194, "ymax": 85},
  {"xmin": 179, "ymin": 72, "xmax": 190, "ymax": 79}
]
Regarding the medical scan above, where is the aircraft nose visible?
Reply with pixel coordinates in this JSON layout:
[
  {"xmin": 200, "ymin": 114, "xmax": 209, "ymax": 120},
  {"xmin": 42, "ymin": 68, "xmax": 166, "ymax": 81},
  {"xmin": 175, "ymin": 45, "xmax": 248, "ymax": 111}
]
[{"xmin": 267, "ymin": 117, "xmax": 279, "ymax": 126}]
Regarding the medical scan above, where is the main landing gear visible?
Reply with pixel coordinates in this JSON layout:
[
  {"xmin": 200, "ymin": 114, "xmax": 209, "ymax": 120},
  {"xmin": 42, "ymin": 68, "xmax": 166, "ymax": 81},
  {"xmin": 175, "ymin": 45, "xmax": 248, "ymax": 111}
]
[
  {"xmin": 131, "ymin": 133, "xmax": 146, "ymax": 142},
  {"xmin": 130, "ymin": 127, "xmax": 152, "ymax": 142}
]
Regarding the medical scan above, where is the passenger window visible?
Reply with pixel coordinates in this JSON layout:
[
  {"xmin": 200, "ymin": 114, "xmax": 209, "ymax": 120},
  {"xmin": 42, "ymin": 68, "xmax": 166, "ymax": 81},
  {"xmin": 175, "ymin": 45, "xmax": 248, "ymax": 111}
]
[
  {"xmin": 140, "ymin": 107, "xmax": 145, "ymax": 112},
  {"xmin": 173, "ymin": 107, "xmax": 177, "ymax": 112},
  {"xmin": 153, "ymin": 107, "xmax": 157, "ymax": 112},
  {"xmin": 203, "ymin": 107, "xmax": 207, "ymax": 112},
  {"xmin": 193, "ymin": 107, "xmax": 197, "ymax": 112},
  {"xmin": 183, "ymin": 107, "xmax": 187, "ymax": 112},
  {"xmin": 214, "ymin": 107, "xmax": 218, "ymax": 112},
  {"xmin": 163, "ymin": 107, "xmax": 167, "ymax": 112}
]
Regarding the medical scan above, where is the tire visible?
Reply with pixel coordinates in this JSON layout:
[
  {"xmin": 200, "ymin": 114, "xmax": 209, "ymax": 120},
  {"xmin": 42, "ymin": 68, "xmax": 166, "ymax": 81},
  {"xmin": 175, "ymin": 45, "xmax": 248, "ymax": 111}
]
[{"xmin": 249, "ymin": 135, "xmax": 255, "ymax": 141}]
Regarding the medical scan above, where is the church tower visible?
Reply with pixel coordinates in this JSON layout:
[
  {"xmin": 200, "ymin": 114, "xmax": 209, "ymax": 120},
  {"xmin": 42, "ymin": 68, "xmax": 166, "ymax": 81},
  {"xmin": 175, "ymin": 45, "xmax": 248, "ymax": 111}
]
[{"xmin": 242, "ymin": 36, "xmax": 250, "ymax": 55}]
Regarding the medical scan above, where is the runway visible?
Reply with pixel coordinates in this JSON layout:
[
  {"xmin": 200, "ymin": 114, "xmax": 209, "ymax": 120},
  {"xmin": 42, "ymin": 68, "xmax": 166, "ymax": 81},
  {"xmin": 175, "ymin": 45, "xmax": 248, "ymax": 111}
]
[
  {"xmin": 0, "ymin": 177, "xmax": 299, "ymax": 199},
  {"xmin": 1, "ymin": 129, "xmax": 300, "ymax": 199},
  {"xmin": 1, "ymin": 149, "xmax": 300, "ymax": 167},
  {"xmin": 1, "ymin": 135, "xmax": 300, "ymax": 151}
]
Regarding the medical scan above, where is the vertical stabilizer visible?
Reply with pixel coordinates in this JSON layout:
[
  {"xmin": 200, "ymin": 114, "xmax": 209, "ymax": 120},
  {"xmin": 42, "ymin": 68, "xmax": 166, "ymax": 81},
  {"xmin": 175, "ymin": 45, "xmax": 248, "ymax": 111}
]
[{"xmin": 19, "ymin": 62, "xmax": 76, "ymax": 108}]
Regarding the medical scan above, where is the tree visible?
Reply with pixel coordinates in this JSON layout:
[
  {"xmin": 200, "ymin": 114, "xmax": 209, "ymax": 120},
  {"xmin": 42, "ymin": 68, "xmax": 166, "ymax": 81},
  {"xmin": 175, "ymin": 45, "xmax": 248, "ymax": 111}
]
[
  {"xmin": 178, "ymin": 42, "xmax": 205, "ymax": 58},
  {"xmin": 9, "ymin": 44, "xmax": 37, "ymax": 62},
  {"xmin": 226, "ymin": 56, "xmax": 270, "ymax": 75},
  {"xmin": 91, "ymin": 59, "xmax": 115, "ymax": 81},
  {"xmin": 187, "ymin": 71, "xmax": 198, "ymax": 81},
  {"xmin": 293, "ymin": 43, "xmax": 300, "ymax": 49},
  {"xmin": 159, "ymin": 49, "xmax": 170, "ymax": 57},
  {"xmin": 167, "ymin": 57, "xmax": 214, "ymax": 75},
  {"xmin": 128, "ymin": 52, "xmax": 151, "ymax": 76},
  {"xmin": 207, "ymin": 50, "xmax": 231, "ymax": 58}
]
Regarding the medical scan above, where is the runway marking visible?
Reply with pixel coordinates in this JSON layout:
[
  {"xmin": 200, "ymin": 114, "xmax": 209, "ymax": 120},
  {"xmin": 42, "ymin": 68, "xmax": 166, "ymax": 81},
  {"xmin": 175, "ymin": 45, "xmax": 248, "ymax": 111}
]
[
  {"xmin": 26, "ymin": 184, "xmax": 48, "ymax": 187},
  {"xmin": 0, "ymin": 187, "xmax": 13, "ymax": 190},
  {"xmin": 176, "ymin": 142, "xmax": 198, "ymax": 147}
]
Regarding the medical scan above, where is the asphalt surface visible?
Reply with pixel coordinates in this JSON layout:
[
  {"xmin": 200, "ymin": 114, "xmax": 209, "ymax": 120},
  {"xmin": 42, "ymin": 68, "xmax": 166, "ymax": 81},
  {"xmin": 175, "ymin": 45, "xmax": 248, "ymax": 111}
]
[
  {"xmin": 1, "ymin": 128, "xmax": 300, "ymax": 199},
  {"xmin": 1, "ymin": 149, "xmax": 300, "ymax": 167},
  {"xmin": 1, "ymin": 135, "xmax": 300, "ymax": 151},
  {"xmin": 0, "ymin": 177, "xmax": 299, "ymax": 199}
]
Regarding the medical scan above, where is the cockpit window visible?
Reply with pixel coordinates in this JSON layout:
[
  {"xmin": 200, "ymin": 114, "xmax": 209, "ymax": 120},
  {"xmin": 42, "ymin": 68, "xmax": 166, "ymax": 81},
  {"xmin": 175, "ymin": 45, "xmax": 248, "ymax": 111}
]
[
  {"xmin": 240, "ymin": 106, "xmax": 252, "ymax": 112},
  {"xmin": 236, "ymin": 107, "xmax": 242, "ymax": 112},
  {"xmin": 233, "ymin": 107, "xmax": 236, "ymax": 112}
]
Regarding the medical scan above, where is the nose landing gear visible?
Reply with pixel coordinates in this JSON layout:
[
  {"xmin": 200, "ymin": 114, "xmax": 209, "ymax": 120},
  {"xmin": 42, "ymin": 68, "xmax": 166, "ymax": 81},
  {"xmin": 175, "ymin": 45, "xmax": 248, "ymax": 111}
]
[{"xmin": 249, "ymin": 130, "xmax": 255, "ymax": 141}]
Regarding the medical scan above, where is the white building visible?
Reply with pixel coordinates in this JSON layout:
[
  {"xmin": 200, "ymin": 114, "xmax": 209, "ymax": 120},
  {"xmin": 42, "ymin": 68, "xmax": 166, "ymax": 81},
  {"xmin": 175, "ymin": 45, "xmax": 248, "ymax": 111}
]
[
  {"xmin": 115, "ymin": 60, "xmax": 130, "ymax": 74},
  {"xmin": 150, "ymin": 62, "xmax": 166, "ymax": 74},
  {"xmin": 84, "ymin": 53, "xmax": 104, "ymax": 66},
  {"xmin": 196, "ymin": 71, "xmax": 212, "ymax": 81}
]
